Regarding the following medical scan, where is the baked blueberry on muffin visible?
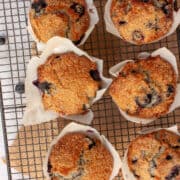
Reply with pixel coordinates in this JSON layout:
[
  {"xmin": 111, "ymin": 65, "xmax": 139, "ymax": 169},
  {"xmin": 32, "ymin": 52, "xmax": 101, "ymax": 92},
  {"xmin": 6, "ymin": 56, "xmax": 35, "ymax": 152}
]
[
  {"xmin": 34, "ymin": 52, "xmax": 101, "ymax": 115},
  {"xmin": 29, "ymin": 0, "xmax": 90, "ymax": 44},
  {"xmin": 109, "ymin": 56, "xmax": 177, "ymax": 119},
  {"xmin": 110, "ymin": 0, "xmax": 174, "ymax": 44},
  {"xmin": 125, "ymin": 129, "xmax": 180, "ymax": 180},
  {"xmin": 47, "ymin": 132, "xmax": 113, "ymax": 179}
]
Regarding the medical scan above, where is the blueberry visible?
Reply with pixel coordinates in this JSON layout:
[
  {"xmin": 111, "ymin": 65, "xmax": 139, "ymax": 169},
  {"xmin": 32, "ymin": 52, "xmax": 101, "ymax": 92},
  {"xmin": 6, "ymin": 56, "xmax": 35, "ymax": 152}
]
[
  {"xmin": 86, "ymin": 137, "xmax": 96, "ymax": 150},
  {"xmin": 132, "ymin": 158, "xmax": 138, "ymax": 164},
  {"xmin": 73, "ymin": 34, "xmax": 84, "ymax": 45},
  {"xmin": 32, "ymin": 0, "xmax": 47, "ymax": 14},
  {"xmin": 33, "ymin": 80, "xmax": 51, "ymax": 94},
  {"xmin": 47, "ymin": 161, "xmax": 52, "ymax": 173},
  {"xmin": 132, "ymin": 30, "xmax": 144, "ymax": 42},
  {"xmin": 142, "ymin": 0, "xmax": 149, "ymax": 2},
  {"xmin": 135, "ymin": 94, "xmax": 152, "ymax": 108},
  {"xmin": 0, "ymin": 36, "xmax": 6, "ymax": 45},
  {"xmin": 119, "ymin": 20, "xmax": 127, "ymax": 25},
  {"xmin": 167, "ymin": 84, "xmax": 174, "ymax": 97},
  {"xmin": 162, "ymin": 5, "xmax": 171, "ymax": 16},
  {"xmin": 166, "ymin": 155, "xmax": 172, "ymax": 160},
  {"xmin": 15, "ymin": 82, "xmax": 25, "ymax": 94},
  {"xmin": 70, "ymin": 2, "xmax": 85, "ymax": 17},
  {"xmin": 89, "ymin": 70, "xmax": 101, "ymax": 81},
  {"xmin": 165, "ymin": 165, "xmax": 180, "ymax": 180}
]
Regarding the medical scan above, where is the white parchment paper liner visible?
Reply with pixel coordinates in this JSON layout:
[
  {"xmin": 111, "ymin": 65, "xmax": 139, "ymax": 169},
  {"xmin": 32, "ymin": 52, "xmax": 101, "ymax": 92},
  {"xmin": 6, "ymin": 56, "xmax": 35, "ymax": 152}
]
[
  {"xmin": 28, "ymin": 0, "xmax": 99, "ymax": 51},
  {"xmin": 109, "ymin": 47, "xmax": 180, "ymax": 124},
  {"xmin": 122, "ymin": 125, "xmax": 180, "ymax": 180},
  {"xmin": 104, "ymin": 0, "xmax": 180, "ymax": 45},
  {"xmin": 43, "ymin": 122, "xmax": 122, "ymax": 180},
  {"xmin": 22, "ymin": 36, "xmax": 112, "ymax": 126}
]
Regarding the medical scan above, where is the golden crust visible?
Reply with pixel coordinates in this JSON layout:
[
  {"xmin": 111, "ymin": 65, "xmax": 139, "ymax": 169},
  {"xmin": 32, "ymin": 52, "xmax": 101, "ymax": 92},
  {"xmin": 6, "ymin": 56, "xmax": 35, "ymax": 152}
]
[
  {"xmin": 110, "ymin": 0, "xmax": 173, "ymax": 44},
  {"xmin": 29, "ymin": 0, "xmax": 89, "ymax": 43},
  {"xmin": 109, "ymin": 56, "xmax": 177, "ymax": 119},
  {"xmin": 48, "ymin": 133, "xmax": 113, "ymax": 180},
  {"xmin": 127, "ymin": 129, "xmax": 180, "ymax": 180},
  {"xmin": 37, "ymin": 52, "xmax": 100, "ymax": 115}
]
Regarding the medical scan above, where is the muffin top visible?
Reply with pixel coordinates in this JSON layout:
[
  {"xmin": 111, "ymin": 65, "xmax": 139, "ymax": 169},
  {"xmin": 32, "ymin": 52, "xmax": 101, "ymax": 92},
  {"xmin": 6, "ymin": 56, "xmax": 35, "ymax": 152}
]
[
  {"xmin": 110, "ymin": 0, "xmax": 173, "ymax": 44},
  {"xmin": 127, "ymin": 129, "xmax": 180, "ymax": 180},
  {"xmin": 109, "ymin": 56, "xmax": 176, "ymax": 119},
  {"xmin": 47, "ymin": 132, "xmax": 113, "ymax": 180},
  {"xmin": 34, "ymin": 52, "xmax": 101, "ymax": 115},
  {"xmin": 29, "ymin": 0, "xmax": 90, "ymax": 44}
]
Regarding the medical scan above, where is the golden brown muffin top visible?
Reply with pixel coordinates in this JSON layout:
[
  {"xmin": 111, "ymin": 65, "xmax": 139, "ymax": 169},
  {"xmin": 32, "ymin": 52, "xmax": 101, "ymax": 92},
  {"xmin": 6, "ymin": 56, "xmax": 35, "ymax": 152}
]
[
  {"xmin": 109, "ymin": 56, "xmax": 177, "ymax": 119},
  {"xmin": 34, "ymin": 52, "xmax": 101, "ymax": 115},
  {"xmin": 48, "ymin": 133, "xmax": 113, "ymax": 180},
  {"xmin": 110, "ymin": 0, "xmax": 173, "ymax": 44},
  {"xmin": 127, "ymin": 129, "xmax": 180, "ymax": 180},
  {"xmin": 29, "ymin": 0, "xmax": 89, "ymax": 44}
]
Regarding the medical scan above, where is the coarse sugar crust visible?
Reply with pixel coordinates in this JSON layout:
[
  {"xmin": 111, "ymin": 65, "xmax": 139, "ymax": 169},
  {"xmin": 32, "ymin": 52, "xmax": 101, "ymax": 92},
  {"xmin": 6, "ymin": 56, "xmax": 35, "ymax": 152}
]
[
  {"xmin": 36, "ymin": 52, "xmax": 101, "ymax": 116},
  {"xmin": 29, "ymin": 0, "xmax": 90, "ymax": 44},
  {"xmin": 110, "ymin": 0, "xmax": 173, "ymax": 44},
  {"xmin": 127, "ymin": 129, "xmax": 180, "ymax": 179},
  {"xmin": 109, "ymin": 56, "xmax": 177, "ymax": 119},
  {"xmin": 48, "ymin": 132, "xmax": 113, "ymax": 180}
]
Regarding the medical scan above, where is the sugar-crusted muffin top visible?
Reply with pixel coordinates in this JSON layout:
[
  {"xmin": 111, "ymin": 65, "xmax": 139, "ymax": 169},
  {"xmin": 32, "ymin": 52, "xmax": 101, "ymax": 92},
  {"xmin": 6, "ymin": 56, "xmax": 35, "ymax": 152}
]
[
  {"xmin": 29, "ymin": 0, "xmax": 90, "ymax": 44},
  {"xmin": 34, "ymin": 52, "xmax": 101, "ymax": 115},
  {"xmin": 110, "ymin": 0, "xmax": 173, "ymax": 44},
  {"xmin": 109, "ymin": 56, "xmax": 177, "ymax": 119},
  {"xmin": 127, "ymin": 129, "xmax": 180, "ymax": 180},
  {"xmin": 47, "ymin": 132, "xmax": 113, "ymax": 180}
]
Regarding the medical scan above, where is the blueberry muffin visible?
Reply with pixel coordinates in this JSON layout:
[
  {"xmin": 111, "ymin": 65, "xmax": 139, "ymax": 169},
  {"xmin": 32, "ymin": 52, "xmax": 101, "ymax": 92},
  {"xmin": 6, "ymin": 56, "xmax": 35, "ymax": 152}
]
[
  {"xmin": 47, "ymin": 132, "xmax": 113, "ymax": 180},
  {"xmin": 126, "ymin": 129, "xmax": 180, "ymax": 180},
  {"xmin": 109, "ymin": 56, "xmax": 177, "ymax": 119},
  {"xmin": 33, "ymin": 52, "xmax": 101, "ymax": 115},
  {"xmin": 110, "ymin": 0, "xmax": 173, "ymax": 44},
  {"xmin": 29, "ymin": 0, "xmax": 90, "ymax": 44}
]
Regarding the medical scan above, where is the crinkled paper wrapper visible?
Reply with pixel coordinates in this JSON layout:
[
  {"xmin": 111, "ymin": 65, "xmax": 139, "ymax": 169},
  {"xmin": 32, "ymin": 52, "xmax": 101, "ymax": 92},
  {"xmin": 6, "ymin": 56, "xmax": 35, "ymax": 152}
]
[
  {"xmin": 43, "ymin": 122, "xmax": 122, "ymax": 180},
  {"xmin": 28, "ymin": 0, "xmax": 99, "ymax": 51},
  {"xmin": 109, "ymin": 47, "xmax": 180, "ymax": 124},
  {"xmin": 121, "ymin": 125, "xmax": 180, "ymax": 180},
  {"xmin": 23, "ymin": 37, "xmax": 112, "ymax": 126},
  {"xmin": 104, "ymin": 0, "xmax": 180, "ymax": 44}
]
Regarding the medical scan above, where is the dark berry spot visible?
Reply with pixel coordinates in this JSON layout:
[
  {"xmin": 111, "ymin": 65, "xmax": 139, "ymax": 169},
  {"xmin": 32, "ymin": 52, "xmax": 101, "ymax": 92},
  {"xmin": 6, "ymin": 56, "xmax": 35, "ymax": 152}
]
[
  {"xmin": 32, "ymin": 0, "xmax": 47, "ymax": 14},
  {"xmin": 73, "ymin": 34, "xmax": 85, "ymax": 45},
  {"xmin": 131, "ymin": 70, "xmax": 137, "ymax": 74},
  {"xmin": 47, "ymin": 161, "xmax": 52, "ymax": 173},
  {"xmin": 172, "ymin": 145, "xmax": 180, "ymax": 149},
  {"xmin": 132, "ymin": 158, "xmax": 138, "ymax": 164},
  {"xmin": 119, "ymin": 20, "xmax": 127, "ymax": 25},
  {"xmin": 162, "ymin": 5, "xmax": 171, "ymax": 16},
  {"xmin": 0, "ymin": 36, "xmax": 6, "ymax": 45},
  {"xmin": 89, "ymin": 70, "xmax": 101, "ymax": 81},
  {"xmin": 166, "ymin": 155, "xmax": 172, "ymax": 160},
  {"xmin": 33, "ymin": 80, "xmax": 51, "ymax": 94},
  {"xmin": 132, "ymin": 30, "xmax": 144, "ymax": 42},
  {"xmin": 55, "ymin": 55, "xmax": 60, "ymax": 59},
  {"xmin": 88, "ymin": 140, "xmax": 96, "ymax": 150},
  {"xmin": 15, "ymin": 82, "xmax": 25, "ymax": 94},
  {"xmin": 142, "ymin": 0, "xmax": 149, "ymax": 2},
  {"xmin": 70, "ymin": 2, "xmax": 85, "ymax": 17},
  {"xmin": 165, "ymin": 165, "xmax": 180, "ymax": 180},
  {"xmin": 167, "ymin": 84, "xmax": 174, "ymax": 97},
  {"xmin": 135, "ymin": 94, "xmax": 152, "ymax": 108}
]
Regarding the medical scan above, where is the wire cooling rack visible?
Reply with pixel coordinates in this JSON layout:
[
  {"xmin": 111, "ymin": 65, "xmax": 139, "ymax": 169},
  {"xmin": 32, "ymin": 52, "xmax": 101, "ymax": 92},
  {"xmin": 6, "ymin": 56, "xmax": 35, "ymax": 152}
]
[{"xmin": 0, "ymin": 0, "xmax": 180, "ymax": 179}]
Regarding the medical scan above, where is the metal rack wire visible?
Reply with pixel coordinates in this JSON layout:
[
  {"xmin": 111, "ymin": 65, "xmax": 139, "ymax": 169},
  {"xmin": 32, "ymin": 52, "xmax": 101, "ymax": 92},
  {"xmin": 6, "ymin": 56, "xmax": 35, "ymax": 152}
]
[{"xmin": 0, "ymin": 0, "xmax": 180, "ymax": 179}]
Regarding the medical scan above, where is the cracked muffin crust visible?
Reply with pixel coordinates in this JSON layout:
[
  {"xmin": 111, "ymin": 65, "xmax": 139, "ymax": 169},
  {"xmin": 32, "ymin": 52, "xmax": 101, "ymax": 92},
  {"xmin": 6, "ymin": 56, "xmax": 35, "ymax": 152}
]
[
  {"xmin": 109, "ymin": 56, "xmax": 177, "ymax": 119},
  {"xmin": 110, "ymin": 0, "xmax": 173, "ymax": 44},
  {"xmin": 29, "ymin": 0, "xmax": 90, "ymax": 44},
  {"xmin": 127, "ymin": 129, "xmax": 180, "ymax": 180},
  {"xmin": 47, "ymin": 133, "xmax": 113, "ymax": 180},
  {"xmin": 34, "ymin": 52, "xmax": 101, "ymax": 115}
]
